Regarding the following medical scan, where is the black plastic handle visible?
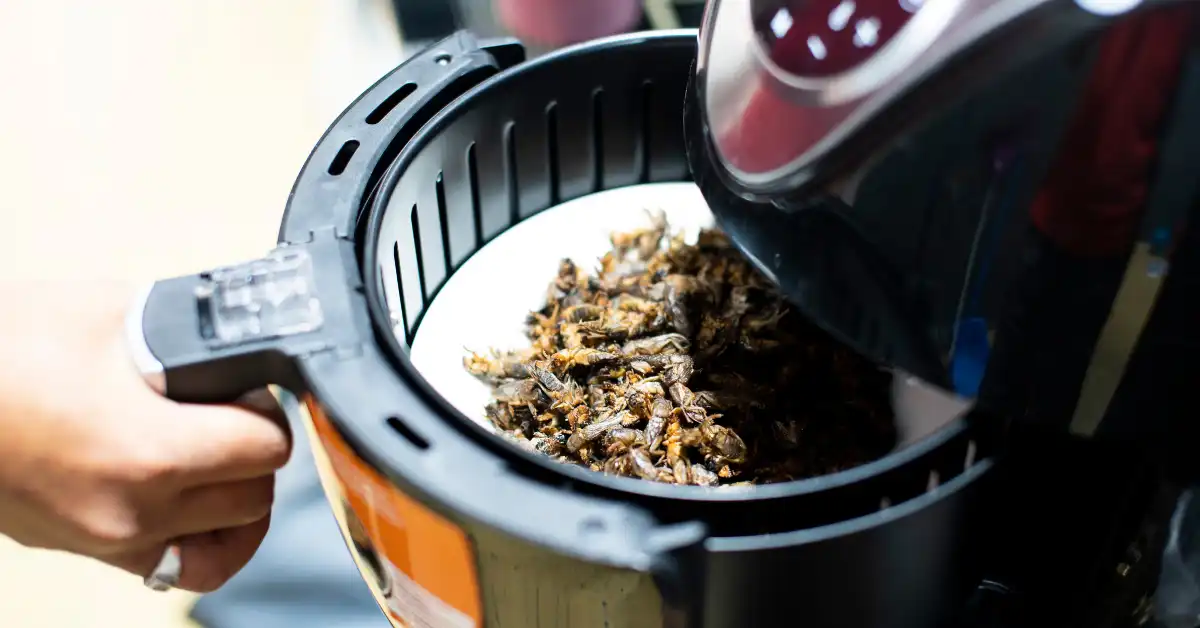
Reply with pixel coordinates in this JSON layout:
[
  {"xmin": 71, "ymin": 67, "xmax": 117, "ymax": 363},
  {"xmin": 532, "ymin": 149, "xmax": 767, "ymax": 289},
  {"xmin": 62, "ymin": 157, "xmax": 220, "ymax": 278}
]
[
  {"xmin": 125, "ymin": 245, "xmax": 337, "ymax": 404},
  {"xmin": 651, "ymin": 537, "xmax": 708, "ymax": 628}
]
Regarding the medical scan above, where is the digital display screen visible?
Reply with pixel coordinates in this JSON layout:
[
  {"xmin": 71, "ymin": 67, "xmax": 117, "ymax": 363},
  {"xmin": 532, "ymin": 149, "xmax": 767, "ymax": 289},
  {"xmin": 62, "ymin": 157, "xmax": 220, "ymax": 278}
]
[{"xmin": 752, "ymin": 0, "xmax": 920, "ymax": 78}]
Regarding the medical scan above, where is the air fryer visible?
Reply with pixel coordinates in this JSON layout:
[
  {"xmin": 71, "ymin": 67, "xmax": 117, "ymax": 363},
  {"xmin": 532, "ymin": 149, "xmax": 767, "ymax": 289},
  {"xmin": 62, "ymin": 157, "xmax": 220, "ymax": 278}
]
[{"xmin": 125, "ymin": 1, "xmax": 1200, "ymax": 625}]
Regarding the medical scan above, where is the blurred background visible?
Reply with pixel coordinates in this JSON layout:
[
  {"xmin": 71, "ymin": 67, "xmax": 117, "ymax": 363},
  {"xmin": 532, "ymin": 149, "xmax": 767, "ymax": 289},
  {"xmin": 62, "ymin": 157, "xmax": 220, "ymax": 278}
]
[
  {"xmin": 0, "ymin": 1, "xmax": 403, "ymax": 626},
  {"xmin": 0, "ymin": 0, "xmax": 702, "ymax": 625}
]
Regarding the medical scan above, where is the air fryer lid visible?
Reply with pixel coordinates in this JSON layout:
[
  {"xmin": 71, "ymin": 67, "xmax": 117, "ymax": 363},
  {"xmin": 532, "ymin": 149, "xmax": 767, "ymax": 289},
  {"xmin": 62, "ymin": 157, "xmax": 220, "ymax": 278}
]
[
  {"xmin": 694, "ymin": 0, "xmax": 1124, "ymax": 194},
  {"xmin": 688, "ymin": 0, "xmax": 1200, "ymax": 444}
]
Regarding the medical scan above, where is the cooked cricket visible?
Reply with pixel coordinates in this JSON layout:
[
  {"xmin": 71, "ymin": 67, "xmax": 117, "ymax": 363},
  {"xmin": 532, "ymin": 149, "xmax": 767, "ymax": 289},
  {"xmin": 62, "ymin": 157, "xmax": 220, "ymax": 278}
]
[{"xmin": 464, "ymin": 211, "xmax": 896, "ymax": 486}]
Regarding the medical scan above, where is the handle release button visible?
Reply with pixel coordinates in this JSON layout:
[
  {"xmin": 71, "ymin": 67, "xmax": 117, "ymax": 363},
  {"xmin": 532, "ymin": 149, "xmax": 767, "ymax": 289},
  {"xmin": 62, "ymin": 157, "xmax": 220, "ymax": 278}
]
[{"xmin": 197, "ymin": 248, "xmax": 325, "ymax": 347}]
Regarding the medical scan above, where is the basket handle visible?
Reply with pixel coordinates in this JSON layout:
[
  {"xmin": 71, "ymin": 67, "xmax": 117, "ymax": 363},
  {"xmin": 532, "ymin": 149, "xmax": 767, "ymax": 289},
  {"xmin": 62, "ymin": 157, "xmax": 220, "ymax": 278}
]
[
  {"xmin": 125, "ymin": 246, "xmax": 334, "ymax": 403},
  {"xmin": 648, "ymin": 521, "xmax": 709, "ymax": 628}
]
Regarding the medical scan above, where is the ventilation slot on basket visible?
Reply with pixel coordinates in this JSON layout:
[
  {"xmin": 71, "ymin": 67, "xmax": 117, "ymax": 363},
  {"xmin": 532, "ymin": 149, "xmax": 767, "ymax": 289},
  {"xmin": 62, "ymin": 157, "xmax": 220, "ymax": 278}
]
[
  {"xmin": 387, "ymin": 416, "xmax": 431, "ymax": 450},
  {"xmin": 467, "ymin": 142, "xmax": 484, "ymax": 248},
  {"xmin": 591, "ymin": 87, "xmax": 605, "ymax": 192},
  {"xmin": 503, "ymin": 121, "xmax": 520, "ymax": 225},
  {"xmin": 364, "ymin": 67, "xmax": 497, "ymax": 220},
  {"xmin": 393, "ymin": 242, "xmax": 412, "ymax": 344},
  {"xmin": 410, "ymin": 204, "xmax": 429, "ymax": 301},
  {"xmin": 546, "ymin": 101, "xmax": 561, "ymax": 205},
  {"xmin": 328, "ymin": 140, "xmax": 360, "ymax": 176},
  {"xmin": 640, "ymin": 80, "xmax": 654, "ymax": 184},
  {"xmin": 367, "ymin": 82, "xmax": 418, "ymax": 125},
  {"xmin": 435, "ymin": 172, "xmax": 453, "ymax": 274}
]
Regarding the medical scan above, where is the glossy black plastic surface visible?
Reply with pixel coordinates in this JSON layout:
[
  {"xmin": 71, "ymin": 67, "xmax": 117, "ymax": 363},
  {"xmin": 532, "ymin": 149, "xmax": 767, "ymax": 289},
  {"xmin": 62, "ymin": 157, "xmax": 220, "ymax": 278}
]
[{"xmin": 691, "ymin": 4, "xmax": 1200, "ymax": 455}]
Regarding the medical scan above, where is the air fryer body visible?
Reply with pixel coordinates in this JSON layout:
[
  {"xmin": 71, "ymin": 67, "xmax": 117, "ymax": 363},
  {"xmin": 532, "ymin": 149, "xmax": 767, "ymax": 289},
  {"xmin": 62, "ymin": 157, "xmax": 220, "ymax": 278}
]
[
  {"xmin": 159, "ymin": 6, "xmax": 1200, "ymax": 627},
  {"xmin": 687, "ymin": 0, "xmax": 1200, "ymax": 624}
]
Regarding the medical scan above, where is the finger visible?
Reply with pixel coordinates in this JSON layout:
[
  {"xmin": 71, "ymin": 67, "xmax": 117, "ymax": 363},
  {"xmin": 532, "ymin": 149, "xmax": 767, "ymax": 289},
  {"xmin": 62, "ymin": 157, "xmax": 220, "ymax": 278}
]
[
  {"xmin": 232, "ymin": 388, "xmax": 293, "ymax": 466},
  {"xmin": 160, "ymin": 475, "xmax": 275, "ymax": 539},
  {"xmin": 176, "ymin": 516, "xmax": 272, "ymax": 593},
  {"xmin": 113, "ymin": 317, "xmax": 293, "ymax": 485},
  {"xmin": 113, "ymin": 516, "xmax": 272, "ymax": 594},
  {"xmin": 161, "ymin": 400, "xmax": 293, "ymax": 485},
  {"xmin": 177, "ymin": 513, "xmax": 272, "ymax": 593}
]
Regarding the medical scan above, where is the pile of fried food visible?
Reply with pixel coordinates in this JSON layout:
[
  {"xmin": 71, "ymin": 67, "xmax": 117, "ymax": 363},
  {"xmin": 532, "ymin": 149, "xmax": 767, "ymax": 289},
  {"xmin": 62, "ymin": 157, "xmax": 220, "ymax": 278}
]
[{"xmin": 464, "ymin": 212, "xmax": 896, "ymax": 486}]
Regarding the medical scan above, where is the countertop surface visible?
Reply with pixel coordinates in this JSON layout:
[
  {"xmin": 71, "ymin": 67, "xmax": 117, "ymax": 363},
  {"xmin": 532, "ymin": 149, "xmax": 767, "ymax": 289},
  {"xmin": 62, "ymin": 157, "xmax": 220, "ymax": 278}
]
[{"xmin": 0, "ymin": 0, "xmax": 403, "ymax": 625}]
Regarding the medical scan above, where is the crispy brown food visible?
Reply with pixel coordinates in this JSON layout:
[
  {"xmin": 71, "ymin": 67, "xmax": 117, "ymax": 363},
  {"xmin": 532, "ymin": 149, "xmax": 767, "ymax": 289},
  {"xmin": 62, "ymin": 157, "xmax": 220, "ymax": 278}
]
[{"xmin": 464, "ymin": 211, "xmax": 896, "ymax": 486}]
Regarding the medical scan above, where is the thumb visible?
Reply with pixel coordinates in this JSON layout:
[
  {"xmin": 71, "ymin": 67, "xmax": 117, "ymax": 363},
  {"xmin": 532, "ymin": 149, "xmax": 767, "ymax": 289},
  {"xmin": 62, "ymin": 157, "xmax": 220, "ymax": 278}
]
[{"xmin": 113, "ymin": 515, "xmax": 271, "ymax": 593}]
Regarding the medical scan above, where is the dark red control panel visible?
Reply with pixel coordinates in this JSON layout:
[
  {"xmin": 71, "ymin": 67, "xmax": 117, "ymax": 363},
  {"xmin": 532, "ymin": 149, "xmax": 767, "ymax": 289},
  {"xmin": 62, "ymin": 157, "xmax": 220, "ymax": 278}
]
[{"xmin": 752, "ymin": 0, "xmax": 920, "ymax": 78}]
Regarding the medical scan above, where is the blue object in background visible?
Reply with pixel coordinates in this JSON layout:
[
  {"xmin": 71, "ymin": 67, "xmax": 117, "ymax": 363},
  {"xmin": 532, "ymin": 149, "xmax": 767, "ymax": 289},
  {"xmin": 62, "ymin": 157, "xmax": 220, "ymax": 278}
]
[
  {"xmin": 951, "ymin": 317, "xmax": 990, "ymax": 397},
  {"xmin": 949, "ymin": 142, "xmax": 1024, "ymax": 398}
]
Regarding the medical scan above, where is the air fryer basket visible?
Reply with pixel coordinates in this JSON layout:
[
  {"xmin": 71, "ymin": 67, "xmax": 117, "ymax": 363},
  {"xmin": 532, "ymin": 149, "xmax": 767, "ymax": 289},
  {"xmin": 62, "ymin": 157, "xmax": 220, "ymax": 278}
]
[
  {"xmin": 361, "ymin": 28, "xmax": 988, "ymax": 502},
  {"xmin": 131, "ymin": 30, "xmax": 999, "ymax": 628},
  {"xmin": 359, "ymin": 29, "xmax": 994, "ymax": 625}
]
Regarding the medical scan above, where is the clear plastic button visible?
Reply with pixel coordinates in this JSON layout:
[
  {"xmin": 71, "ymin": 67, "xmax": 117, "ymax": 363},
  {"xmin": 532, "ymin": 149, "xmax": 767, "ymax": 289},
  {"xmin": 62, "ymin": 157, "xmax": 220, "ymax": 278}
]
[{"xmin": 197, "ymin": 248, "xmax": 325, "ymax": 346}]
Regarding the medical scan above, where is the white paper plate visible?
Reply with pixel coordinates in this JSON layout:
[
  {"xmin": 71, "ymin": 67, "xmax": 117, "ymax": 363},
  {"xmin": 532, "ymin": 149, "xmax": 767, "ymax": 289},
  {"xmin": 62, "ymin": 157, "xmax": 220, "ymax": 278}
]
[
  {"xmin": 410, "ymin": 182, "xmax": 714, "ymax": 430},
  {"xmin": 408, "ymin": 181, "xmax": 970, "ymax": 448}
]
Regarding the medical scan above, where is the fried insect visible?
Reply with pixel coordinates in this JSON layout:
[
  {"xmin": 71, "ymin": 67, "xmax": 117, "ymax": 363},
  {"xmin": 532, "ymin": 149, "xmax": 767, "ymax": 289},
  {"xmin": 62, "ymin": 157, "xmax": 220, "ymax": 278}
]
[
  {"xmin": 467, "ymin": 211, "xmax": 896, "ymax": 486},
  {"xmin": 464, "ymin": 349, "xmax": 533, "ymax": 383},
  {"xmin": 566, "ymin": 410, "xmax": 627, "ymax": 455},
  {"xmin": 622, "ymin": 333, "xmax": 690, "ymax": 356},
  {"xmin": 542, "ymin": 348, "xmax": 622, "ymax": 374}
]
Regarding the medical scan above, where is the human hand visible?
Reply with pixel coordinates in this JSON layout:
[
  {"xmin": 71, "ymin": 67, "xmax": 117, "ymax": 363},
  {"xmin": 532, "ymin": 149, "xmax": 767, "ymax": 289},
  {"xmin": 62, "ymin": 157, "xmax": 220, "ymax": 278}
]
[{"xmin": 0, "ymin": 280, "xmax": 292, "ymax": 592}]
